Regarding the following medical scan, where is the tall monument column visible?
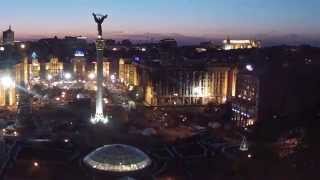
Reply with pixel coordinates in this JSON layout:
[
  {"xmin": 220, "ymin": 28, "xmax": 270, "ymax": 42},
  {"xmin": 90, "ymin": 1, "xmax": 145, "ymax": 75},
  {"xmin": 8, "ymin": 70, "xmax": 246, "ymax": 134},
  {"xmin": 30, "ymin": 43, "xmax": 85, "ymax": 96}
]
[{"xmin": 91, "ymin": 13, "xmax": 108, "ymax": 124}]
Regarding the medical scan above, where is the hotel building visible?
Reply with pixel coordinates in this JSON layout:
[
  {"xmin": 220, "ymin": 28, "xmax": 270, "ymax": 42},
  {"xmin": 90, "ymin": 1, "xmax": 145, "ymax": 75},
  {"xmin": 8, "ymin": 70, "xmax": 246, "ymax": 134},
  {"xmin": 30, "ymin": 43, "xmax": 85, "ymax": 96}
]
[{"xmin": 142, "ymin": 62, "xmax": 237, "ymax": 106}]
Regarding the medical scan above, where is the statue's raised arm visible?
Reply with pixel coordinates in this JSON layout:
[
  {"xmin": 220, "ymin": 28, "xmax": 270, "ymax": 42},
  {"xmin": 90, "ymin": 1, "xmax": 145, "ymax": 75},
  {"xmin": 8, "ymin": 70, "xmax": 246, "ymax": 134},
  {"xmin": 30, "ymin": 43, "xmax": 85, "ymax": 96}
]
[
  {"xmin": 93, "ymin": 13, "xmax": 99, "ymax": 23},
  {"xmin": 101, "ymin": 14, "xmax": 108, "ymax": 22}
]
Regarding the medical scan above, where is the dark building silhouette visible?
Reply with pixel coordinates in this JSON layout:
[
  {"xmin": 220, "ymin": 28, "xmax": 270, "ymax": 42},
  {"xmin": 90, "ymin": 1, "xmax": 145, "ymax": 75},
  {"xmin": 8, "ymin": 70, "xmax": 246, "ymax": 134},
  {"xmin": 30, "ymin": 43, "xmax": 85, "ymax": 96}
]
[{"xmin": 2, "ymin": 26, "xmax": 14, "ymax": 45}]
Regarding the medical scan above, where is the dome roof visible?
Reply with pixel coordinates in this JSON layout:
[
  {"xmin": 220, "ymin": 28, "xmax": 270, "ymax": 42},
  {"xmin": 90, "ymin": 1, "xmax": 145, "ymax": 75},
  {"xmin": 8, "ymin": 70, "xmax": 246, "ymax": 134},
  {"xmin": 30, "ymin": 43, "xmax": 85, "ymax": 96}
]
[{"xmin": 83, "ymin": 144, "xmax": 152, "ymax": 173}]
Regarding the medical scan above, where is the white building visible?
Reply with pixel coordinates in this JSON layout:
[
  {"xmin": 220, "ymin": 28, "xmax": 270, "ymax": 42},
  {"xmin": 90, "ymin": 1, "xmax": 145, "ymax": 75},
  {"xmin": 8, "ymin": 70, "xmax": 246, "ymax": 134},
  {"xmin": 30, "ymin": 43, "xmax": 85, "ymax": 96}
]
[{"xmin": 223, "ymin": 37, "xmax": 261, "ymax": 50}]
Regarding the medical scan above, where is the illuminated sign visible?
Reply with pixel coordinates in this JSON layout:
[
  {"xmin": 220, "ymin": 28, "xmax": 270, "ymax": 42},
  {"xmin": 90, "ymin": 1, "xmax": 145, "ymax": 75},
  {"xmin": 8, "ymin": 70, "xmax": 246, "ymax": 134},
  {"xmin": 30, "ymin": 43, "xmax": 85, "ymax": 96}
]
[
  {"xmin": 74, "ymin": 50, "xmax": 85, "ymax": 57},
  {"xmin": 134, "ymin": 57, "xmax": 140, "ymax": 62}
]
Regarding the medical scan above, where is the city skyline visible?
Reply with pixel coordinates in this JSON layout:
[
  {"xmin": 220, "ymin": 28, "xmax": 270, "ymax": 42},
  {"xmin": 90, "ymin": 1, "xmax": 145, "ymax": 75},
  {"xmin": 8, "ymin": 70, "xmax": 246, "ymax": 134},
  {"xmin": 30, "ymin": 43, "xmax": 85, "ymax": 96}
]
[
  {"xmin": 0, "ymin": 2, "xmax": 320, "ymax": 179},
  {"xmin": 1, "ymin": 0, "xmax": 320, "ymax": 45}
]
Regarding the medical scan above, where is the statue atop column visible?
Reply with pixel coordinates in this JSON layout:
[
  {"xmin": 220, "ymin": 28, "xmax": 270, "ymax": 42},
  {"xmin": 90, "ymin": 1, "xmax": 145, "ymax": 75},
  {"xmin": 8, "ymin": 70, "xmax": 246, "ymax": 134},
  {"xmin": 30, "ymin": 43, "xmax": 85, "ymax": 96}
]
[{"xmin": 92, "ymin": 13, "xmax": 108, "ymax": 37}]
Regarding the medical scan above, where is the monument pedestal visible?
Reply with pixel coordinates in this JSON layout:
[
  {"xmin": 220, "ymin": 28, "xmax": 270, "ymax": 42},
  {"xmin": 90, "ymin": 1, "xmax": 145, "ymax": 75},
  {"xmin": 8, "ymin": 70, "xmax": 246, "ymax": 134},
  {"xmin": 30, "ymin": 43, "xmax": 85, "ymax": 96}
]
[{"xmin": 90, "ymin": 113, "xmax": 108, "ymax": 124}]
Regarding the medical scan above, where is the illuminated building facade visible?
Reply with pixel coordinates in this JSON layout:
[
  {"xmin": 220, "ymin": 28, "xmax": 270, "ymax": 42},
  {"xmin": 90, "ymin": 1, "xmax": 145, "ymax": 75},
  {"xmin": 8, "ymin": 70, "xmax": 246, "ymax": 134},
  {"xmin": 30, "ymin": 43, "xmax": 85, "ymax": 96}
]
[
  {"xmin": 16, "ymin": 45, "xmax": 32, "ymax": 129},
  {"xmin": 0, "ymin": 70, "xmax": 16, "ymax": 106},
  {"xmin": 232, "ymin": 72, "xmax": 258, "ymax": 127},
  {"xmin": 45, "ymin": 57, "xmax": 63, "ymax": 79},
  {"xmin": 29, "ymin": 52, "xmax": 41, "ymax": 83},
  {"xmin": 15, "ymin": 57, "xmax": 30, "ymax": 86},
  {"xmin": 223, "ymin": 37, "xmax": 261, "ymax": 50},
  {"xmin": 119, "ymin": 59, "xmax": 139, "ymax": 86},
  {"xmin": 146, "ymin": 64, "xmax": 237, "ymax": 106},
  {"xmin": 71, "ymin": 56, "xmax": 86, "ymax": 79},
  {"xmin": 94, "ymin": 59, "xmax": 110, "ymax": 78}
]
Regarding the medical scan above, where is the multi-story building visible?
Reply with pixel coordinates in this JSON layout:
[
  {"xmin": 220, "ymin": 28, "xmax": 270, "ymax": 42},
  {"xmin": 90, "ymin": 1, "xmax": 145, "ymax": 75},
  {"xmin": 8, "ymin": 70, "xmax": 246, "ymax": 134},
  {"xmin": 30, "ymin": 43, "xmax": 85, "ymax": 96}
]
[
  {"xmin": 144, "ymin": 62, "xmax": 237, "ymax": 106},
  {"xmin": 45, "ymin": 57, "xmax": 63, "ymax": 79},
  {"xmin": 223, "ymin": 37, "xmax": 261, "ymax": 50},
  {"xmin": 231, "ymin": 62, "xmax": 292, "ymax": 128},
  {"xmin": 0, "ymin": 69, "xmax": 16, "ymax": 106},
  {"xmin": 119, "ymin": 59, "xmax": 139, "ymax": 86},
  {"xmin": 71, "ymin": 52, "xmax": 87, "ymax": 79},
  {"xmin": 29, "ymin": 52, "xmax": 41, "ymax": 83},
  {"xmin": 2, "ymin": 26, "xmax": 14, "ymax": 45},
  {"xmin": 15, "ymin": 56, "xmax": 30, "ymax": 86},
  {"xmin": 232, "ymin": 68, "xmax": 258, "ymax": 127}
]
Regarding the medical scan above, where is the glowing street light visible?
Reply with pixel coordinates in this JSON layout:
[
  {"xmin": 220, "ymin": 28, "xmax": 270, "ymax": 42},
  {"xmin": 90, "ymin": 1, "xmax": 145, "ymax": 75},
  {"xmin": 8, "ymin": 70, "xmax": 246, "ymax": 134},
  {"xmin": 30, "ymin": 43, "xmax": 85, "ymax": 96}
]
[
  {"xmin": 47, "ymin": 74, "xmax": 53, "ymax": 81},
  {"xmin": 246, "ymin": 64, "xmax": 254, "ymax": 72},
  {"xmin": 1, "ymin": 76, "xmax": 14, "ymax": 88},
  {"xmin": 64, "ymin": 72, "xmax": 72, "ymax": 80},
  {"xmin": 20, "ymin": 43, "xmax": 26, "ymax": 49},
  {"xmin": 0, "ymin": 47, "xmax": 4, "ymax": 51},
  {"xmin": 33, "ymin": 161, "xmax": 39, "ymax": 167},
  {"xmin": 88, "ymin": 72, "xmax": 96, "ymax": 80},
  {"xmin": 103, "ymin": 98, "xmax": 109, "ymax": 104}
]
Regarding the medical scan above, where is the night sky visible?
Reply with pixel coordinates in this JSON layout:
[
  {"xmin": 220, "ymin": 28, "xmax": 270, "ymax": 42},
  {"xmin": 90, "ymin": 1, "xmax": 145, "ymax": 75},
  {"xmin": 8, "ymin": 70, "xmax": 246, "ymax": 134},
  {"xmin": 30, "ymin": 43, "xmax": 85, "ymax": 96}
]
[{"xmin": 1, "ymin": 0, "xmax": 319, "ymax": 44}]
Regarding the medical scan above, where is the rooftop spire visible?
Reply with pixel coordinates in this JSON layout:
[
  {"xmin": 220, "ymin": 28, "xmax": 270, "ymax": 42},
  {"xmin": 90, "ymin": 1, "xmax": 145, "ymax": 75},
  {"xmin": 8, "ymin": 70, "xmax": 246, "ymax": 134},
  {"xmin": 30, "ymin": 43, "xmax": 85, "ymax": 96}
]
[{"xmin": 226, "ymin": 35, "xmax": 231, "ymax": 44}]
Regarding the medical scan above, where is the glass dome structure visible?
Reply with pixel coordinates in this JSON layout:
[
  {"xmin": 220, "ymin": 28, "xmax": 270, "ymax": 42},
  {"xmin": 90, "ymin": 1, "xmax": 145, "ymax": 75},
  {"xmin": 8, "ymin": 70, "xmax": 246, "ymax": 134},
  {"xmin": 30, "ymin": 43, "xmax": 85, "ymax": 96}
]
[{"xmin": 83, "ymin": 144, "xmax": 152, "ymax": 173}]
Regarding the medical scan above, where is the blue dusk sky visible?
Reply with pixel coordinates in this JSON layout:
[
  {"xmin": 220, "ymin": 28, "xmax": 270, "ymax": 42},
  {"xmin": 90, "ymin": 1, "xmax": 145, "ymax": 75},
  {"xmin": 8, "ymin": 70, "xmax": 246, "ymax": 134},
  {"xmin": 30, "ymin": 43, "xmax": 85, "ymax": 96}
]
[{"xmin": 0, "ymin": 0, "xmax": 319, "ymax": 44}]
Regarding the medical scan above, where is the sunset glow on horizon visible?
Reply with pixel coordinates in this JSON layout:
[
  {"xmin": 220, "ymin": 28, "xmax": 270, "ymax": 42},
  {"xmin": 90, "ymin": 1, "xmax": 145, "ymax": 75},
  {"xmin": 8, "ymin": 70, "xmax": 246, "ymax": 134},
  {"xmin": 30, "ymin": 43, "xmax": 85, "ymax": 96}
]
[{"xmin": 0, "ymin": 0, "xmax": 319, "ymax": 44}]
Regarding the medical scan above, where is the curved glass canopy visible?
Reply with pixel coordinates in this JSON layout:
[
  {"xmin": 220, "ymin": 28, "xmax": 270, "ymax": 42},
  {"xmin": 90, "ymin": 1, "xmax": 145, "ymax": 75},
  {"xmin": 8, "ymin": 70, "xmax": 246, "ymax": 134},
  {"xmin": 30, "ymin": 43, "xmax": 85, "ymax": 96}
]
[{"xmin": 83, "ymin": 144, "xmax": 152, "ymax": 172}]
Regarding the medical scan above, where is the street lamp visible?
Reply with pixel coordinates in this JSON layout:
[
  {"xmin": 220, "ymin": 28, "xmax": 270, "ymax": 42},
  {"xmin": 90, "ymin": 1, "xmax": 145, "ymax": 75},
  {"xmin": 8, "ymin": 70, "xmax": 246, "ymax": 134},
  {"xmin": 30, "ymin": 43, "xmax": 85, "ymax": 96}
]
[{"xmin": 0, "ymin": 46, "xmax": 4, "ymax": 51}]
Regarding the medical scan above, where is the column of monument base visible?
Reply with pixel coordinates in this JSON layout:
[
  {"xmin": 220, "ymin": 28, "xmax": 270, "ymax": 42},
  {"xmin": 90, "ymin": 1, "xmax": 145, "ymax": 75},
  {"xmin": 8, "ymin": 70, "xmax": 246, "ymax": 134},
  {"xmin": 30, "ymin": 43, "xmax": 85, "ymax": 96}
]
[{"xmin": 91, "ymin": 38, "xmax": 108, "ymax": 124}]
